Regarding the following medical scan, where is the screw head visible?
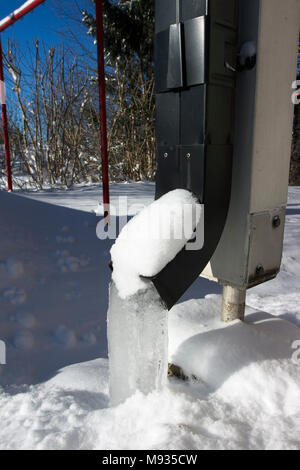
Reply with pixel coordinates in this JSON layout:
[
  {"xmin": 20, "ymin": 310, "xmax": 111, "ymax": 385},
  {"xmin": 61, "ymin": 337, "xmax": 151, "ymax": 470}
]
[
  {"xmin": 163, "ymin": 153, "xmax": 168, "ymax": 159},
  {"xmin": 256, "ymin": 265, "xmax": 264, "ymax": 276},
  {"xmin": 186, "ymin": 153, "xmax": 191, "ymax": 159},
  {"xmin": 272, "ymin": 216, "xmax": 281, "ymax": 228}
]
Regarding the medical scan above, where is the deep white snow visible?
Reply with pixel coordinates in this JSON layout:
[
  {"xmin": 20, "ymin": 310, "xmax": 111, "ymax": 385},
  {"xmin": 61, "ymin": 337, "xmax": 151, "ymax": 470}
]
[
  {"xmin": 0, "ymin": 179, "xmax": 155, "ymax": 215},
  {"xmin": 0, "ymin": 183, "xmax": 299, "ymax": 450}
]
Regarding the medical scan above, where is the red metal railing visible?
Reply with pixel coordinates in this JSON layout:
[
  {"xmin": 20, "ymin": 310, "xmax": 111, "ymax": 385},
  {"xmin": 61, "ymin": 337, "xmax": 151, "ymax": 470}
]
[
  {"xmin": 0, "ymin": 0, "xmax": 46, "ymax": 33},
  {"xmin": 0, "ymin": 37, "xmax": 12, "ymax": 191}
]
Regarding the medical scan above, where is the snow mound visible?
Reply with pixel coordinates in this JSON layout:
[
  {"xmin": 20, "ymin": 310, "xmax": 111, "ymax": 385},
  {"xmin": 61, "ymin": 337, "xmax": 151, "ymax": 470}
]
[
  {"xmin": 0, "ymin": 184, "xmax": 299, "ymax": 449},
  {"xmin": 169, "ymin": 296, "xmax": 300, "ymax": 419},
  {"xmin": 0, "ymin": 297, "xmax": 299, "ymax": 450},
  {"xmin": 110, "ymin": 189, "xmax": 202, "ymax": 298}
]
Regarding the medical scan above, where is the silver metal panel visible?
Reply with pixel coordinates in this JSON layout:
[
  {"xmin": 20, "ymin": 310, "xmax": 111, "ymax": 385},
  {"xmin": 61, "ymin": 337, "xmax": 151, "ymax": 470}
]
[
  {"xmin": 202, "ymin": 0, "xmax": 260, "ymax": 287},
  {"xmin": 201, "ymin": 0, "xmax": 300, "ymax": 289},
  {"xmin": 247, "ymin": 208, "xmax": 286, "ymax": 287},
  {"xmin": 250, "ymin": 0, "xmax": 300, "ymax": 213}
]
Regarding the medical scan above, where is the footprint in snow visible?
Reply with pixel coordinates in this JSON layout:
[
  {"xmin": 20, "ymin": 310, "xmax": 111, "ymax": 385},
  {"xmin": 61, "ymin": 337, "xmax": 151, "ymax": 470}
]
[
  {"xmin": 0, "ymin": 258, "xmax": 24, "ymax": 279},
  {"xmin": 55, "ymin": 250, "xmax": 90, "ymax": 273},
  {"xmin": 55, "ymin": 235, "xmax": 75, "ymax": 244},
  {"xmin": 53, "ymin": 325, "xmax": 77, "ymax": 348},
  {"xmin": 13, "ymin": 331, "xmax": 35, "ymax": 350},
  {"xmin": 10, "ymin": 312, "xmax": 36, "ymax": 329},
  {"xmin": 2, "ymin": 287, "xmax": 27, "ymax": 306},
  {"xmin": 81, "ymin": 332, "xmax": 97, "ymax": 346}
]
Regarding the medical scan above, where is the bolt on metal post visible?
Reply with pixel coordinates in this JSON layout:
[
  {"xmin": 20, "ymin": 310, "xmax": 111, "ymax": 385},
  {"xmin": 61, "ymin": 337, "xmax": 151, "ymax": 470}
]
[{"xmin": 222, "ymin": 285, "xmax": 246, "ymax": 322}]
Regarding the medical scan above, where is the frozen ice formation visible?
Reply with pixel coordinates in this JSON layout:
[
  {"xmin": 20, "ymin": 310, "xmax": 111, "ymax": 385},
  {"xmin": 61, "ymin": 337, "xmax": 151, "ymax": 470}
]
[{"xmin": 108, "ymin": 282, "xmax": 168, "ymax": 406}]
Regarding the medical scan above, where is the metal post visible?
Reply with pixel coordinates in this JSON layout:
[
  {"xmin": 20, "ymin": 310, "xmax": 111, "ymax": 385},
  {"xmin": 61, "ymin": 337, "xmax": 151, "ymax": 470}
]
[
  {"xmin": 95, "ymin": 0, "xmax": 110, "ymax": 218},
  {"xmin": 0, "ymin": 36, "xmax": 12, "ymax": 192},
  {"xmin": 222, "ymin": 285, "xmax": 246, "ymax": 322}
]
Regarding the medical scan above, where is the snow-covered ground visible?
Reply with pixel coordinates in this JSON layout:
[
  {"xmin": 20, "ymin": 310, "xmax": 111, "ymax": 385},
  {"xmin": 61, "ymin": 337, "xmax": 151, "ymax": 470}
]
[
  {"xmin": 0, "ymin": 179, "xmax": 155, "ymax": 215},
  {"xmin": 0, "ymin": 183, "xmax": 299, "ymax": 450}
]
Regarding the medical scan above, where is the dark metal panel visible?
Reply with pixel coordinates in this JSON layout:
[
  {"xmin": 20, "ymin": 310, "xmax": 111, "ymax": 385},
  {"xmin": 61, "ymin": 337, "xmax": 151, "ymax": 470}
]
[
  {"xmin": 156, "ymin": 92, "xmax": 180, "ymax": 146},
  {"xmin": 184, "ymin": 16, "xmax": 207, "ymax": 87},
  {"xmin": 153, "ymin": 145, "xmax": 233, "ymax": 309},
  {"xmin": 156, "ymin": 144, "xmax": 205, "ymax": 203},
  {"xmin": 153, "ymin": 0, "xmax": 238, "ymax": 309},
  {"xmin": 206, "ymin": 85, "xmax": 235, "ymax": 145},
  {"xmin": 181, "ymin": 0, "xmax": 207, "ymax": 22},
  {"xmin": 167, "ymin": 23, "xmax": 184, "ymax": 90},
  {"xmin": 180, "ymin": 145, "xmax": 205, "ymax": 203},
  {"xmin": 155, "ymin": 146, "xmax": 181, "ymax": 199},
  {"xmin": 208, "ymin": 1, "xmax": 237, "ymax": 88},
  {"xmin": 155, "ymin": 23, "xmax": 184, "ymax": 93},
  {"xmin": 208, "ymin": 0, "xmax": 237, "ymax": 28},
  {"xmin": 155, "ymin": 29, "xmax": 169, "ymax": 93},
  {"xmin": 155, "ymin": 0, "xmax": 177, "ymax": 33},
  {"xmin": 180, "ymin": 86, "xmax": 206, "ymax": 145}
]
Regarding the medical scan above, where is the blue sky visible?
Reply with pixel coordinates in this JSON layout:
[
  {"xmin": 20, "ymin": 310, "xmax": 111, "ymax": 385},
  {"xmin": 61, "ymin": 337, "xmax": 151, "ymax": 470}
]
[{"xmin": 0, "ymin": 0, "xmax": 94, "ymax": 53}]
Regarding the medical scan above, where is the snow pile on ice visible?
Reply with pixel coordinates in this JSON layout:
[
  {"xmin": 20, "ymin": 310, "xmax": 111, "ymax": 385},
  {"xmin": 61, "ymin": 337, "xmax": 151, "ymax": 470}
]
[
  {"xmin": 110, "ymin": 189, "xmax": 202, "ymax": 298},
  {"xmin": 108, "ymin": 189, "xmax": 201, "ymax": 404}
]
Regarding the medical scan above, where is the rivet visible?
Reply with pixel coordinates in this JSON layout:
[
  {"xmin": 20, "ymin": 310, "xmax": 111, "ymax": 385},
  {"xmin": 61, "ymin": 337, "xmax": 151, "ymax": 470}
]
[
  {"xmin": 186, "ymin": 153, "xmax": 191, "ymax": 159},
  {"xmin": 272, "ymin": 216, "xmax": 281, "ymax": 228},
  {"xmin": 163, "ymin": 153, "xmax": 168, "ymax": 159}
]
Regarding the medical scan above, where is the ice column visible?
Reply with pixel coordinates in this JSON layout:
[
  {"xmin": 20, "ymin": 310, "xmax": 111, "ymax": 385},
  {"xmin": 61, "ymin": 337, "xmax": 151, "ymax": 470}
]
[{"xmin": 108, "ymin": 281, "xmax": 168, "ymax": 406}]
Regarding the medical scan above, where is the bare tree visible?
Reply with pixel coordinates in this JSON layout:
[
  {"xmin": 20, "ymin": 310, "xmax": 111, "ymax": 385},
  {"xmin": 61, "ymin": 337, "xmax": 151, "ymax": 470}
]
[{"xmin": 5, "ymin": 39, "xmax": 100, "ymax": 188}]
